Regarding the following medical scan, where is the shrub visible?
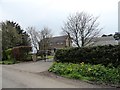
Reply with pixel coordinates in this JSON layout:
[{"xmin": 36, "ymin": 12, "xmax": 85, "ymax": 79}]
[
  {"xmin": 5, "ymin": 48, "xmax": 13, "ymax": 60},
  {"xmin": 2, "ymin": 48, "xmax": 14, "ymax": 61},
  {"xmin": 49, "ymin": 62, "xmax": 120, "ymax": 84},
  {"xmin": 12, "ymin": 46, "xmax": 32, "ymax": 61},
  {"xmin": 54, "ymin": 45, "xmax": 120, "ymax": 67},
  {"xmin": 2, "ymin": 46, "xmax": 32, "ymax": 63},
  {"xmin": 1, "ymin": 48, "xmax": 16, "ymax": 64},
  {"xmin": 2, "ymin": 50, "xmax": 7, "ymax": 61}
]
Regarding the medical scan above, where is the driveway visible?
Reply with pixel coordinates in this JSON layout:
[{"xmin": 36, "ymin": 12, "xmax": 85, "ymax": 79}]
[
  {"xmin": 2, "ymin": 59, "xmax": 112, "ymax": 88},
  {"xmin": 2, "ymin": 59, "xmax": 53, "ymax": 73}
]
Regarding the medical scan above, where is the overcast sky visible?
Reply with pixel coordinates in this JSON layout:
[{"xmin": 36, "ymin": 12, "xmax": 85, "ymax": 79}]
[{"xmin": 0, "ymin": 0, "xmax": 119, "ymax": 36}]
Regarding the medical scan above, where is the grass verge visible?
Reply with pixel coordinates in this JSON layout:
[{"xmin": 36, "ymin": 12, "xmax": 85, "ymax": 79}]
[
  {"xmin": 37, "ymin": 55, "xmax": 54, "ymax": 60},
  {"xmin": 48, "ymin": 62, "xmax": 120, "ymax": 86},
  {"xmin": 0, "ymin": 60, "xmax": 20, "ymax": 65},
  {"xmin": 47, "ymin": 56, "xmax": 54, "ymax": 59}
]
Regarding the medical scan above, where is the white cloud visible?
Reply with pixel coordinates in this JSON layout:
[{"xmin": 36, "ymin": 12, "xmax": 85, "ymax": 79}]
[{"xmin": 0, "ymin": 0, "xmax": 119, "ymax": 35}]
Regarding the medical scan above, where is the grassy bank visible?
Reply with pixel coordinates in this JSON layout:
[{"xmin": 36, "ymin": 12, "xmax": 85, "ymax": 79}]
[
  {"xmin": 48, "ymin": 62, "xmax": 120, "ymax": 85},
  {"xmin": 37, "ymin": 55, "xmax": 54, "ymax": 60},
  {"xmin": 0, "ymin": 60, "xmax": 14, "ymax": 65},
  {"xmin": 0, "ymin": 60, "xmax": 20, "ymax": 65}
]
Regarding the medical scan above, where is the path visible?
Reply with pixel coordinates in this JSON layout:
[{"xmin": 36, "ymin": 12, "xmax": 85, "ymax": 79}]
[{"xmin": 2, "ymin": 60, "xmax": 112, "ymax": 88}]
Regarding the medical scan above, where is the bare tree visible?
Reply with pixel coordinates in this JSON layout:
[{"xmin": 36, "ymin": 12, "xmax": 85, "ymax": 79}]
[
  {"xmin": 26, "ymin": 27, "xmax": 41, "ymax": 51},
  {"xmin": 62, "ymin": 12, "xmax": 102, "ymax": 47},
  {"xmin": 39, "ymin": 27, "xmax": 52, "ymax": 51}
]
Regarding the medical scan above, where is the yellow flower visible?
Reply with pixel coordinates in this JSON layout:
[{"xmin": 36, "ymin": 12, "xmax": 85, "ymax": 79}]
[
  {"xmin": 81, "ymin": 62, "xmax": 84, "ymax": 65},
  {"xmin": 88, "ymin": 68, "xmax": 92, "ymax": 71}
]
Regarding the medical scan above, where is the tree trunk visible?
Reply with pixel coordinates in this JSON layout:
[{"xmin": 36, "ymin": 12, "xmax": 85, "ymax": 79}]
[{"xmin": 81, "ymin": 37, "xmax": 84, "ymax": 47}]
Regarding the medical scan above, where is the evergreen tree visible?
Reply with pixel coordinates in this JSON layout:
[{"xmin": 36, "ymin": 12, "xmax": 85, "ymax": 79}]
[{"xmin": 1, "ymin": 20, "xmax": 30, "ymax": 50}]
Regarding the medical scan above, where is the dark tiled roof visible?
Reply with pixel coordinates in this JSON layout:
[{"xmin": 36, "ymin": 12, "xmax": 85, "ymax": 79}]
[
  {"xmin": 90, "ymin": 36, "xmax": 118, "ymax": 46},
  {"xmin": 49, "ymin": 35, "xmax": 68, "ymax": 43},
  {"xmin": 93, "ymin": 36, "xmax": 116, "ymax": 41}
]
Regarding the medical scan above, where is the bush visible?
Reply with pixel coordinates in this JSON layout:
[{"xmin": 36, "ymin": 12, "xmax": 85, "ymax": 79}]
[
  {"xmin": 12, "ymin": 46, "xmax": 32, "ymax": 61},
  {"xmin": 5, "ymin": 48, "xmax": 13, "ymax": 60},
  {"xmin": 49, "ymin": 62, "xmax": 120, "ymax": 85},
  {"xmin": 2, "ymin": 48, "xmax": 15, "ymax": 61},
  {"xmin": 2, "ymin": 46, "xmax": 32, "ymax": 63},
  {"xmin": 1, "ymin": 48, "xmax": 16, "ymax": 64},
  {"xmin": 2, "ymin": 50, "xmax": 7, "ymax": 61},
  {"xmin": 54, "ymin": 45, "xmax": 120, "ymax": 67}
]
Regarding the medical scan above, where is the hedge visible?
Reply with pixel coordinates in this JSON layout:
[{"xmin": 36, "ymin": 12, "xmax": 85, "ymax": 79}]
[
  {"xmin": 54, "ymin": 45, "xmax": 120, "ymax": 67},
  {"xmin": 2, "ymin": 46, "xmax": 32, "ymax": 61},
  {"xmin": 12, "ymin": 46, "xmax": 32, "ymax": 61}
]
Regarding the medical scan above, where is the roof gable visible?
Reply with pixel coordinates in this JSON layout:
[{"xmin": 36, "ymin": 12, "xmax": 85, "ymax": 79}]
[{"xmin": 49, "ymin": 35, "xmax": 68, "ymax": 43}]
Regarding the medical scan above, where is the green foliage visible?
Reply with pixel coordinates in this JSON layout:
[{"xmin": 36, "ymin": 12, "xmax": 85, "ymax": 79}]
[
  {"xmin": 2, "ymin": 50, "xmax": 7, "ymax": 60},
  {"xmin": 2, "ymin": 46, "xmax": 32, "ymax": 62},
  {"xmin": 0, "ymin": 60, "xmax": 20, "ymax": 65},
  {"xmin": 12, "ymin": 46, "xmax": 32, "ymax": 61},
  {"xmin": 2, "ymin": 60, "xmax": 15, "ymax": 65},
  {"xmin": 1, "ymin": 20, "xmax": 30, "ymax": 51},
  {"xmin": 49, "ymin": 62, "xmax": 120, "ymax": 84},
  {"xmin": 2, "ymin": 48, "xmax": 16, "ymax": 64},
  {"xmin": 47, "ymin": 55, "xmax": 54, "ymax": 59},
  {"xmin": 0, "ymin": 61, "xmax": 2, "ymax": 64},
  {"xmin": 54, "ymin": 45, "xmax": 120, "ymax": 67},
  {"xmin": 2, "ymin": 21, "xmax": 22, "ymax": 50},
  {"xmin": 2, "ymin": 48, "xmax": 15, "ymax": 61},
  {"xmin": 5, "ymin": 48, "xmax": 12, "ymax": 60}
]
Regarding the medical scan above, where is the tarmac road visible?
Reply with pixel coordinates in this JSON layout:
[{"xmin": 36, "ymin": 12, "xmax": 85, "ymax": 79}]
[{"xmin": 2, "ymin": 60, "xmax": 112, "ymax": 88}]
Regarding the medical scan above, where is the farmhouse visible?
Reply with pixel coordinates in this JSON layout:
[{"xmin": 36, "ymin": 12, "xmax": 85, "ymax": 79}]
[{"xmin": 39, "ymin": 35, "xmax": 72, "ymax": 52}]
